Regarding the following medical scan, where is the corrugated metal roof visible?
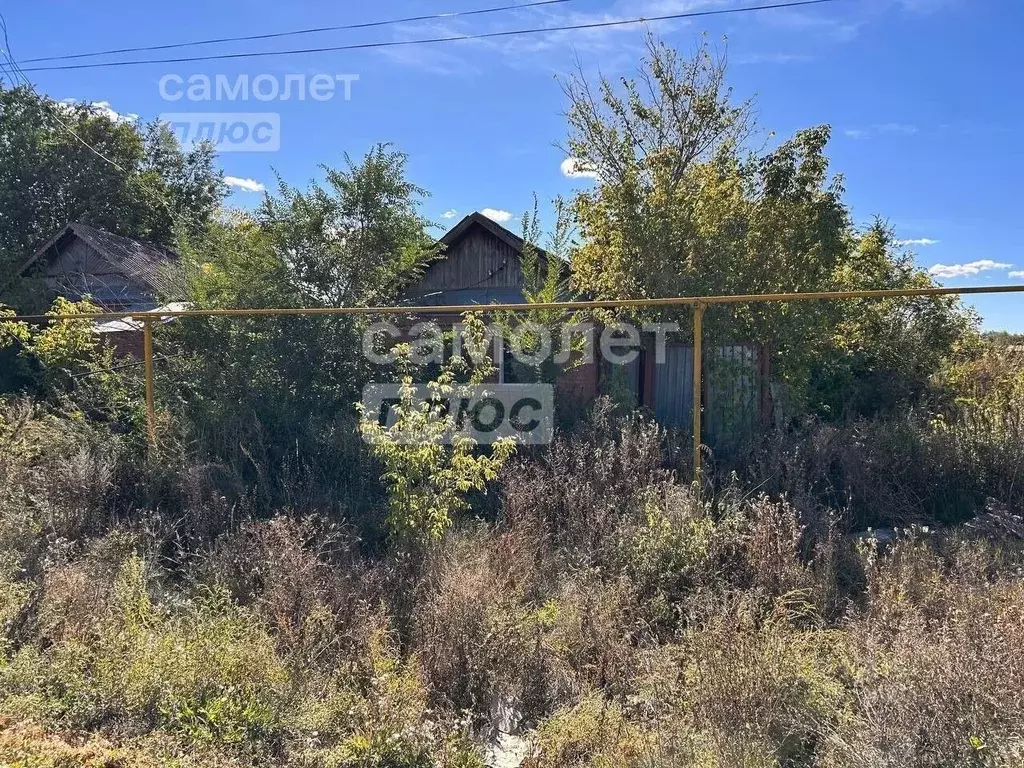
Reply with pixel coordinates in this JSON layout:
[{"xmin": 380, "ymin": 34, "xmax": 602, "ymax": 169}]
[
  {"xmin": 92, "ymin": 302, "xmax": 191, "ymax": 334},
  {"xmin": 67, "ymin": 224, "xmax": 184, "ymax": 299},
  {"xmin": 20, "ymin": 223, "xmax": 184, "ymax": 301}
]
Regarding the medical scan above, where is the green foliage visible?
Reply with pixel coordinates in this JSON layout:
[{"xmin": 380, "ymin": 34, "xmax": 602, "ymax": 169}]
[
  {"xmin": 562, "ymin": 35, "xmax": 974, "ymax": 416},
  {"xmin": 0, "ymin": 304, "xmax": 35, "ymax": 392},
  {"xmin": 519, "ymin": 197, "xmax": 569, "ymax": 307},
  {"xmin": 1, "ymin": 33, "xmax": 1022, "ymax": 768},
  {"xmin": 1, "ymin": 298, "xmax": 142, "ymax": 425},
  {"xmin": 493, "ymin": 196, "xmax": 580, "ymax": 385},
  {"xmin": 807, "ymin": 220, "xmax": 979, "ymax": 418},
  {"xmin": 296, "ymin": 628, "xmax": 484, "ymax": 768},
  {"xmin": 527, "ymin": 692, "xmax": 645, "ymax": 767},
  {"xmin": 2, "ymin": 390, "xmax": 1024, "ymax": 766},
  {"xmin": 0, "ymin": 85, "xmax": 223, "ymax": 309},
  {"xmin": 942, "ymin": 338, "xmax": 1024, "ymax": 414},
  {"xmin": 0, "ymin": 508, "xmax": 486, "ymax": 767},
  {"xmin": 359, "ymin": 314, "xmax": 516, "ymax": 545},
  {"xmin": 565, "ymin": 35, "xmax": 757, "ymax": 307},
  {"xmin": 164, "ymin": 146, "xmax": 437, "ymax": 519},
  {"xmin": 260, "ymin": 143, "xmax": 437, "ymax": 308}
]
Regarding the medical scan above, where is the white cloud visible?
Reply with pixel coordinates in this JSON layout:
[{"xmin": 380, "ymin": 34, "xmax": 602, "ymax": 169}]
[
  {"xmin": 376, "ymin": 0, "xmax": 955, "ymax": 77},
  {"xmin": 441, "ymin": 209, "xmax": 458, "ymax": 219},
  {"xmin": 1009, "ymin": 271, "xmax": 1024, "ymax": 279},
  {"xmin": 899, "ymin": 0, "xmax": 959, "ymax": 13},
  {"xmin": 376, "ymin": 43, "xmax": 481, "ymax": 77},
  {"xmin": 759, "ymin": 5, "xmax": 864, "ymax": 43},
  {"xmin": 928, "ymin": 260, "xmax": 1012, "ymax": 279},
  {"xmin": 480, "ymin": 0, "xmax": 704, "ymax": 59},
  {"xmin": 57, "ymin": 98, "xmax": 138, "ymax": 123},
  {"xmin": 735, "ymin": 52, "xmax": 812, "ymax": 65},
  {"xmin": 224, "ymin": 176, "xmax": 266, "ymax": 193},
  {"xmin": 561, "ymin": 157, "xmax": 601, "ymax": 181},
  {"xmin": 481, "ymin": 208, "xmax": 513, "ymax": 224},
  {"xmin": 380, "ymin": 0, "xmax": 725, "ymax": 76},
  {"xmin": 91, "ymin": 101, "xmax": 139, "ymax": 123},
  {"xmin": 896, "ymin": 238, "xmax": 940, "ymax": 247},
  {"xmin": 845, "ymin": 123, "xmax": 919, "ymax": 140}
]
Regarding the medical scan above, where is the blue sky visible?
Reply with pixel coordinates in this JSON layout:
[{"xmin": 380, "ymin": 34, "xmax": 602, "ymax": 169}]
[{"xmin": 5, "ymin": 0, "xmax": 1023, "ymax": 330}]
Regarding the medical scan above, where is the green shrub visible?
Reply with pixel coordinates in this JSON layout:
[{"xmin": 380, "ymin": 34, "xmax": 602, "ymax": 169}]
[{"xmin": 526, "ymin": 692, "xmax": 646, "ymax": 768}]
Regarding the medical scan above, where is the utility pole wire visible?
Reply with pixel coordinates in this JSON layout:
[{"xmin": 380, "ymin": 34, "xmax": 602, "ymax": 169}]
[
  {"xmin": 23, "ymin": 0, "xmax": 579, "ymax": 64},
  {"xmin": 20, "ymin": 0, "xmax": 841, "ymax": 72},
  {"xmin": 0, "ymin": 12, "xmax": 212, "ymax": 254},
  {"xmin": 0, "ymin": 14, "xmax": 131, "ymax": 174}
]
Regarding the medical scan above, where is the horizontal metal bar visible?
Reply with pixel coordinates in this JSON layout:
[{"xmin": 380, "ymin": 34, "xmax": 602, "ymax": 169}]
[{"xmin": 4, "ymin": 284, "xmax": 1023, "ymax": 323}]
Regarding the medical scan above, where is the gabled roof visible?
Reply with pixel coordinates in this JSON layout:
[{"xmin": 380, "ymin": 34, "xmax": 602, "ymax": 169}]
[
  {"xmin": 436, "ymin": 211, "xmax": 564, "ymax": 272},
  {"xmin": 439, "ymin": 211, "xmax": 531, "ymax": 254},
  {"xmin": 20, "ymin": 223, "xmax": 183, "ymax": 298}
]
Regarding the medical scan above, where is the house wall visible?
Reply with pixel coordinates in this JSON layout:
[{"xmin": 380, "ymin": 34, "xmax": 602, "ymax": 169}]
[
  {"xmin": 396, "ymin": 221, "xmax": 768, "ymax": 448},
  {"xmin": 100, "ymin": 330, "xmax": 145, "ymax": 359},
  {"xmin": 642, "ymin": 340, "xmax": 769, "ymax": 446},
  {"xmin": 556, "ymin": 359, "xmax": 601, "ymax": 401},
  {"xmin": 44, "ymin": 240, "xmax": 157, "ymax": 311},
  {"xmin": 397, "ymin": 222, "xmax": 531, "ymax": 377},
  {"xmin": 652, "ymin": 344, "xmax": 696, "ymax": 430}
]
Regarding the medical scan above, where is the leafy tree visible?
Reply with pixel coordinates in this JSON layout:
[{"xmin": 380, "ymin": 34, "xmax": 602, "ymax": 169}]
[
  {"xmin": 493, "ymin": 195, "xmax": 576, "ymax": 385},
  {"xmin": 0, "ymin": 298, "xmax": 141, "ymax": 422},
  {"xmin": 139, "ymin": 121, "xmax": 225, "ymax": 244},
  {"xmin": 259, "ymin": 144, "xmax": 436, "ymax": 308},
  {"xmin": 174, "ymin": 145, "xmax": 438, "ymax": 410},
  {"xmin": 164, "ymin": 146, "xmax": 438, "ymax": 515},
  {"xmin": 562, "ymin": 35, "xmax": 973, "ymax": 417},
  {"xmin": 983, "ymin": 331, "xmax": 1024, "ymax": 348},
  {"xmin": 811, "ymin": 221, "xmax": 979, "ymax": 417},
  {"xmin": 564, "ymin": 36, "xmax": 755, "ymax": 304},
  {"xmin": 0, "ymin": 84, "xmax": 223, "ymax": 308}
]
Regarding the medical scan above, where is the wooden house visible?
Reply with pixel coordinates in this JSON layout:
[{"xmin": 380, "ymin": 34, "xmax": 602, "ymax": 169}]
[
  {"xmin": 398, "ymin": 212, "xmax": 601, "ymax": 401},
  {"xmin": 18, "ymin": 223, "xmax": 186, "ymax": 357},
  {"xmin": 402, "ymin": 212, "xmax": 770, "ymax": 443},
  {"xmin": 19, "ymin": 223, "xmax": 184, "ymax": 313},
  {"xmin": 402, "ymin": 211, "xmax": 537, "ymax": 309}
]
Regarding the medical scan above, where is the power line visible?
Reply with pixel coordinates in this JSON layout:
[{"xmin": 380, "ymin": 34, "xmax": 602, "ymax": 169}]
[
  {"xmin": 0, "ymin": 14, "xmax": 26, "ymax": 85},
  {"xmin": 23, "ymin": 0, "xmax": 579, "ymax": 64},
  {"xmin": 0, "ymin": 13, "xmax": 213, "ymax": 252},
  {"xmin": 0, "ymin": 25, "xmax": 20, "ymax": 85},
  {"xmin": 0, "ymin": 14, "xmax": 131, "ymax": 173},
  {"xmin": 20, "ymin": 0, "xmax": 841, "ymax": 73}
]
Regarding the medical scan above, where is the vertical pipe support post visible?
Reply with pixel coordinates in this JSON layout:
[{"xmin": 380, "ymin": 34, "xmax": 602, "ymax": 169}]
[
  {"xmin": 143, "ymin": 319, "xmax": 156, "ymax": 448},
  {"xmin": 692, "ymin": 302, "xmax": 706, "ymax": 490}
]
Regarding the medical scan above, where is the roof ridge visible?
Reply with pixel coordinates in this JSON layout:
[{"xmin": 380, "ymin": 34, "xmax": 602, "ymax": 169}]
[
  {"xmin": 69, "ymin": 222, "xmax": 179, "ymax": 257},
  {"xmin": 439, "ymin": 211, "xmax": 548, "ymax": 258}
]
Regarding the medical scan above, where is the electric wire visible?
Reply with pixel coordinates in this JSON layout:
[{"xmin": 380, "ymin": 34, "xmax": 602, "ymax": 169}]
[
  {"xmin": 19, "ymin": 0, "xmax": 841, "ymax": 73},
  {"xmin": 23, "ymin": 0, "xmax": 580, "ymax": 64}
]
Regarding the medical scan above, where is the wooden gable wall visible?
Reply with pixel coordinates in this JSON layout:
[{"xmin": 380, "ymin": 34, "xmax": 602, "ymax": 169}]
[{"xmin": 413, "ymin": 224, "xmax": 526, "ymax": 293}]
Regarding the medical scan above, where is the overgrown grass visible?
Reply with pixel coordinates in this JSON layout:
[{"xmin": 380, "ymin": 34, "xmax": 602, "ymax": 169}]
[{"xmin": 2, "ymin": 394, "xmax": 1024, "ymax": 766}]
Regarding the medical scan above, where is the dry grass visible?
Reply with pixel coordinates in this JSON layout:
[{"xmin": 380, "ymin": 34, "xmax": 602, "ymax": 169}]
[{"xmin": 3, "ymin": 398, "xmax": 1024, "ymax": 766}]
